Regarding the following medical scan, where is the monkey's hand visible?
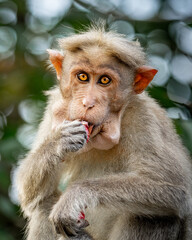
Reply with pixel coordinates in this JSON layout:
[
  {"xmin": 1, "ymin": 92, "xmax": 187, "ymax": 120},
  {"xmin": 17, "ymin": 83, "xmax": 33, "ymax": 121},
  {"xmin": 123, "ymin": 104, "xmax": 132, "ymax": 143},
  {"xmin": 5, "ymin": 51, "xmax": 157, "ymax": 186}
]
[
  {"xmin": 49, "ymin": 184, "xmax": 95, "ymax": 238},
  {"xmin": 55, "ymin": 120, "xmax": 88, "ymax": 156}
]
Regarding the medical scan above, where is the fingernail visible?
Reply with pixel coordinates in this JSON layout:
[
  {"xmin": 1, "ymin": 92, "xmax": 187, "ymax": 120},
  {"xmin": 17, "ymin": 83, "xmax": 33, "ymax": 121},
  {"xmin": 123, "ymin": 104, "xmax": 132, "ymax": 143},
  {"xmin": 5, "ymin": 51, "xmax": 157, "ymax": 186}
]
[{"xmin": 79, "ymin": 211, "xmax": 85, "ymax": 220}]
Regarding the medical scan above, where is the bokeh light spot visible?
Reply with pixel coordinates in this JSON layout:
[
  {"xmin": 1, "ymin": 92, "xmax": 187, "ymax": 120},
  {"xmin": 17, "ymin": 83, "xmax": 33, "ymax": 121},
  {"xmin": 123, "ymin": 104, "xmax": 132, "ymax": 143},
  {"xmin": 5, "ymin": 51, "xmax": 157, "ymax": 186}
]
[
  {"xmin": 16, "ymin": 124, "xmax": 37, "ymax": 149},
  {"xmin": 120, "ymin": 0, "xmax": 160, "ymax": 20},
  {"xmin": 26, "ymin": 34, "xmax": 52, "ymax": 56},
  {"xmin": 18, "ymin": 99, "xmax": 45, "ymax": 124},
  {"xmin": 0, "ymin": 27, "xmax": 17, "ymax": 60},
  {"xmin": 171, "ymin": 54, "xmax": 192, "ymax": 84},
  {"xmin": 167, "ymin": 107, "xmax": 190, "ymax": 120},
  {"xmin": 27, "ymin": 0, "xmax": 72, "ymax": 19},
  {"xmin": 149, "ymin": 56, "xmax": 170, "ymax": 86},
  {"xmin": 0, "ymin": 8, "xmax": 17, "ymax": 24},
  {"xmin": 167, "ymin": 79, "xmax": 191, "ymax": 104},
  {"xmin": 110, "ymin": 20, "xmax": 135, "ymax": 37}
]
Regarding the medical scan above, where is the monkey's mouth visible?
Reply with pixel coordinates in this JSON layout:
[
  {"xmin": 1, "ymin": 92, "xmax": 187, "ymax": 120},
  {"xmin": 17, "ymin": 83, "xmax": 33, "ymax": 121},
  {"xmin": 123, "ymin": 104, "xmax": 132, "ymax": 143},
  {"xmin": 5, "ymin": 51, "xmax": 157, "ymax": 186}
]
[
  {"xmin": 80, "ymin": 118, "xmax": 104, "ymax": 138},
  {"xmin": 88, "ymin": 123, "xmax": 94, "ymax": 134},
  {"xmin": 87, "ymin": 122, "xmax": 103, "ymax": 138}
]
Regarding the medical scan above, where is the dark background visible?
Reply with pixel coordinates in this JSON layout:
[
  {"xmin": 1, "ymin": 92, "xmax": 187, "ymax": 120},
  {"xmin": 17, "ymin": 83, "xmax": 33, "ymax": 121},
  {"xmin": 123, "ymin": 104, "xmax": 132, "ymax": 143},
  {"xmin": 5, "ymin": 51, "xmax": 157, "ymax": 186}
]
[{"xmin": 1, "ymin": 0, "xmax": 192, "ymax": 239}]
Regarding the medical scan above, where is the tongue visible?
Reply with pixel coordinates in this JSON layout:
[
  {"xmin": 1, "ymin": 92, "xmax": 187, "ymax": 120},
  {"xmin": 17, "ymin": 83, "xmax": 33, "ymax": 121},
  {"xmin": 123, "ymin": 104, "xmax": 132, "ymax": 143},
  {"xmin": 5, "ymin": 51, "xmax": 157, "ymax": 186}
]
[{"xmin": 88, "ymin": 125, "xmax": 94, "ymax": 134}]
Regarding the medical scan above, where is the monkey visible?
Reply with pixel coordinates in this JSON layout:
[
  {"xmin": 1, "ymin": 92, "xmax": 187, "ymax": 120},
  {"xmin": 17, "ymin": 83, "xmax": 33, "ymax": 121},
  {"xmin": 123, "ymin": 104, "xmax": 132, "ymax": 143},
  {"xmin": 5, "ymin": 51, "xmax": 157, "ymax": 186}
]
[{"xmin": 15, "ymin": 26, "xmax": 192, "ymax": 240}]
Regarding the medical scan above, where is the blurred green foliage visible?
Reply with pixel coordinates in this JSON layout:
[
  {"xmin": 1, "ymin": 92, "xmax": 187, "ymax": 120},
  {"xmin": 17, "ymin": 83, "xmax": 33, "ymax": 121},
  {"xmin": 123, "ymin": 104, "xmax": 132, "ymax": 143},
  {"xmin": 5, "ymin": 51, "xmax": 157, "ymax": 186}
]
[{"xmin": 0, "ymin": 0, "xmax": 192, "ymax": 239}]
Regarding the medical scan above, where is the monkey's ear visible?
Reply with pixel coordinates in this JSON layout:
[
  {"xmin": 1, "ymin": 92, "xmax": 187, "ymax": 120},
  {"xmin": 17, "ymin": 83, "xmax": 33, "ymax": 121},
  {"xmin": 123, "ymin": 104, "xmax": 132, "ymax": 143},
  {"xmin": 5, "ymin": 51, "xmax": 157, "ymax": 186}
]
[
  {"xmin": 133, "ymin": 66, "xmax": 158, "ymax": 94},
  {"xmin": 47, "ymin": 49, "xmax": 64, "ymax": 80}
]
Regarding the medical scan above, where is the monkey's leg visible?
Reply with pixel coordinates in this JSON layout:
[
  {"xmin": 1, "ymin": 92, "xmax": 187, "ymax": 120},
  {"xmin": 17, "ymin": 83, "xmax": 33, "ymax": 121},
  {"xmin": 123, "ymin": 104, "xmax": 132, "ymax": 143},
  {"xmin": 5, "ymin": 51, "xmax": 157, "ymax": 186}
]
[
  {"xmin": 27, "ymin": 197, "xmax": 95, "ymax": 240},
  {"xmin": 70, "ymin": 231, "xmax": 94, "ymax": 240},
  {"xmin": 27, "ymin": 209, "xmax": 57, "ymax": 240},
  {"xmin": 109, "ymin": 214, "xmax": 184, "ymax": 240},
  {"xmin": 56, "ymin": 231, "xmax": 93, "ymax": 240},
  {"xmin": 27, "ymin": 195, "xmax": 60, "ymax": 240}
]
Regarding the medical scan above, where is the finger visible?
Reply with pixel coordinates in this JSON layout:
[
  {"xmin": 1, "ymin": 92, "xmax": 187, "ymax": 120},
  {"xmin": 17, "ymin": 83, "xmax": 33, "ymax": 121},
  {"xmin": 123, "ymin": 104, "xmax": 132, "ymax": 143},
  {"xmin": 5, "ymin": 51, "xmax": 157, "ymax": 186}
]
[{"xmin": 77, "ymin": 219, "xmax": 90, "ymax": 229}]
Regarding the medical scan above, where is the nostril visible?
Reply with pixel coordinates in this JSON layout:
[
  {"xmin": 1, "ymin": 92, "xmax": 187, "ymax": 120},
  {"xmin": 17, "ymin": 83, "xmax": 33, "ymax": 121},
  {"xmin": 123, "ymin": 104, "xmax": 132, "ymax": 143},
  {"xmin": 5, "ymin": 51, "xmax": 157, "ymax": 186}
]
[
  {"xmin": 88, "ymin": 103, "xmax": 94, "ymax": 109},
  {"xmin": 83, "ymin": 104, "xmax": 94, "ymax": 109}
]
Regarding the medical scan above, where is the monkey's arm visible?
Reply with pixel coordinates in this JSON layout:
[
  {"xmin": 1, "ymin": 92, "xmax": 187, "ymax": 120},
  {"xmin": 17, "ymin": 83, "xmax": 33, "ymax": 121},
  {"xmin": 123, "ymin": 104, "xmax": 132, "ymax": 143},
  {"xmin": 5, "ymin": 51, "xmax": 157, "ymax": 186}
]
[
  {"xmin": 53, "ymin": 172, "xmax": 189, "ymax": 216},
  {"xmin": 16, "ymin": 136, "xmax": 63, "ymax": 213},
  {"xmin": 50, "ymin": 163, "xmax": 190, "ymax": 237},
  {"xmin": 78, "ymin": 174, "xmax": 189, "ymax": 217},
  {"xmin": 16, "ymin": 110, "xmax": 88, "ymax": 214}
]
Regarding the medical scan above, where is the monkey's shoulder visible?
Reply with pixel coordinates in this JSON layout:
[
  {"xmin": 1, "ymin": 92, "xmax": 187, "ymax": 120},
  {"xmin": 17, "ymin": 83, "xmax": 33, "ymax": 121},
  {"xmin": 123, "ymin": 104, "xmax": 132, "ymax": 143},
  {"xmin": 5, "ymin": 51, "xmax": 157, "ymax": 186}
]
[{"xmin": 122, "ymin": 93, "xmax": 177, "ymax": 141}]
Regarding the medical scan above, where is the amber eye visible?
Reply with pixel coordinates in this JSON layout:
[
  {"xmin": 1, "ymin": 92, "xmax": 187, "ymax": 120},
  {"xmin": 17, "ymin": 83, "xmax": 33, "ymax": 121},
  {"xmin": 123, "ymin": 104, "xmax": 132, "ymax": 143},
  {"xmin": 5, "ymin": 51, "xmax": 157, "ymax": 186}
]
[
  {"xmin": 99, "ymin": 76, "xmax": 111, "ymax": 85},
  {"xmin": 77, "ymin": 72, "xmax": 89, "ymax": 82}
]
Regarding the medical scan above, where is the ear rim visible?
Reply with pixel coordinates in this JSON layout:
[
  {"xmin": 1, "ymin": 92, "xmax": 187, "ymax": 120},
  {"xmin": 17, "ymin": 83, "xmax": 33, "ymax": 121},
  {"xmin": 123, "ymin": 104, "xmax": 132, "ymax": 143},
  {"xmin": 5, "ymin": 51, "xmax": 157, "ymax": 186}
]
[
  {"xmin": 47, "ymin": 49, "xmax": 64, "ymax": 81},
  {"xmin": 133, "ymin": 65, "xmax": 158, "ymax": 94}
]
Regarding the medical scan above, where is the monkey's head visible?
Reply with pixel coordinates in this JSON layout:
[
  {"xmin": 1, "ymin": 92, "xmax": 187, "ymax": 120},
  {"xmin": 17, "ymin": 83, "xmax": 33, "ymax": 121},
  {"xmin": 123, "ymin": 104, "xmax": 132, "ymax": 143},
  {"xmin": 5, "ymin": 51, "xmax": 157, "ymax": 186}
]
[{"xmin": 48, "ymin": 28, "xmax": 157, "ymax": 151}]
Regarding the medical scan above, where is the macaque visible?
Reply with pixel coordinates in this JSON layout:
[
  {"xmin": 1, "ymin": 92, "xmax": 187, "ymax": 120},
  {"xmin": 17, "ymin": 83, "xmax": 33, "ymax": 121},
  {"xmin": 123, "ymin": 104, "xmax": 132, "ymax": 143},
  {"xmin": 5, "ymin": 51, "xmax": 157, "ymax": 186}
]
[{"xmin": 15, "ymin": 26, "xmax": 192, "ymax": 240}]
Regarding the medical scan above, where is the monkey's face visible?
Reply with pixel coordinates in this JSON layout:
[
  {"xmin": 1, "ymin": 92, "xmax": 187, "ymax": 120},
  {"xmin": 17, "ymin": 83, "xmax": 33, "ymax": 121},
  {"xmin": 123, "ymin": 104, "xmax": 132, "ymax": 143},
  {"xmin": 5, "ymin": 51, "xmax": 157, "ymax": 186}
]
[
  {"xmin": 48, "ymin": 46, "xmax": 157, "ymax": 151},
  {"xmin": 59, "ymin": 50, "xmax": 132, "ymax": 150}
]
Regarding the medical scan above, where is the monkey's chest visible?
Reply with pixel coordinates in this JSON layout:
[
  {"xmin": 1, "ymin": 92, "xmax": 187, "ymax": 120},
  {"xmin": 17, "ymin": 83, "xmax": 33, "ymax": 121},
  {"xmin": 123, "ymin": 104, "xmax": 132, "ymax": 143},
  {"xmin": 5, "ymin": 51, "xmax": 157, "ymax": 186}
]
[{"xmin": 62, "ymin": 149, "xmax": 124, "ymax": 182}]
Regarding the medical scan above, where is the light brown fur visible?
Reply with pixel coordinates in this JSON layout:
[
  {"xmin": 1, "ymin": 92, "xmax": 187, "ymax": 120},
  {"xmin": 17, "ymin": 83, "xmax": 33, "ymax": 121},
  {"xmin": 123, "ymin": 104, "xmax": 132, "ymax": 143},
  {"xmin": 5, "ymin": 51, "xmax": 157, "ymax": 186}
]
[{"xmin": 16, "ymin": 27, "xmax": 192, "ymax": 240}]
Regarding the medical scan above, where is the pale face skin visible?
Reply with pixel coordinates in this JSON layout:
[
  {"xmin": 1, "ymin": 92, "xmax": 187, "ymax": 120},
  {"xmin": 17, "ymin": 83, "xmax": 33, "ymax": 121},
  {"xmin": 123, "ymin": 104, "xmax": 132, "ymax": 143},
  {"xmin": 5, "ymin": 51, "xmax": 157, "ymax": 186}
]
[{"xmin": 52, "ymin": 49, "xmax": 134, "ymax": 151}]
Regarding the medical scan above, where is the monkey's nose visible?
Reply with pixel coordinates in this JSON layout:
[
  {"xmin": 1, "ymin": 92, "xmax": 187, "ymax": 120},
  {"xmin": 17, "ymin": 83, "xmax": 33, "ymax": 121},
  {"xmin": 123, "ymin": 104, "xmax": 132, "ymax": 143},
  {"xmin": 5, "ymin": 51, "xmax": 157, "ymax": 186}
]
[{"xmin": 82, "ymin": 98, "xmax": 95, "ymax": 109}]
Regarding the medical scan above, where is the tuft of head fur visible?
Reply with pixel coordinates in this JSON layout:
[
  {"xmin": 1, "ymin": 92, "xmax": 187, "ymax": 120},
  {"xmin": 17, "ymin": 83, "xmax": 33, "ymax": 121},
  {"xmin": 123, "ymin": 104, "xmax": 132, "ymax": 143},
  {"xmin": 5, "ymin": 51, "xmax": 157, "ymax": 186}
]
[{"xmin": 58, "ymin": 25, "xmax": 146, "ymax": 68}]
